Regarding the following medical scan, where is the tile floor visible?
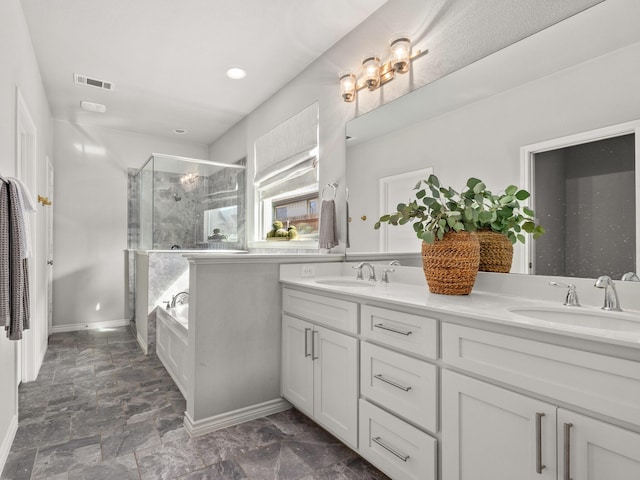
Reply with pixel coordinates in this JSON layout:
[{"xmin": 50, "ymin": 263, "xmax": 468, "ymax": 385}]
[{"xmin": 1, "ymin": 327, "xmax": 389, "ymax": 480}]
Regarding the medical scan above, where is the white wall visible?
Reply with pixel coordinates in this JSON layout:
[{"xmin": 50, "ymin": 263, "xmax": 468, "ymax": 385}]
[
  {"xmin": 209, "ymin": 0, "xmax": 602, "ymax": 247},
  {"xmin": 52, "ymin": 121, "xmax": 207, "ymax": 329},
  {"xmin": 347, "ymin": 42, "xmax": 640, "ymax": 256},
  {"xmin": 0, "ymin": 0, "xmax": 53, "ymax": 467}
]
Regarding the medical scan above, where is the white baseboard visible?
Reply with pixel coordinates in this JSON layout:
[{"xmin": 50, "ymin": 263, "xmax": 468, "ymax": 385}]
[
  {"xmin": 184, "ymin": 398, "xmax": 292, "ymax": 437},
  {"xmin": 136, "ymin": 332, "xmax": 148, "ymax": 355},
  {"xmin": 50, "ymin": 319, "xmax": 130, "ymax": 334},
  {"xmin": 0, "ymin": 413, "xmax": 18, "ymax": 474}
]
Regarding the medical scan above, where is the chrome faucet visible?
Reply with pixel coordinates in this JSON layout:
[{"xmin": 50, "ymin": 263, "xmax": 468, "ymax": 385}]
[
  {"xmin": 388, "ymin": 260, "xmax": 401, "ymax": 266},
  {"xmin": 549, "ymin": 282, "xmax": 580, "ymax": 306},
  {"xmin": 594, "ymin": 276, "xmax": 622, "ymax": 311},
  {"xmin": 621, "ymin": 272, "xmax": 640, "ymax": 282},
  {"xmin": 170, "ymin": 291, "xmax": 189, "ymax": 307},
  {"xmin": 381, "ymin": 268, "xmax": 395, "ymax": 284},
  {"xmin": 353, "ymin": 262, "xmax": 377, "ymax": 282}
]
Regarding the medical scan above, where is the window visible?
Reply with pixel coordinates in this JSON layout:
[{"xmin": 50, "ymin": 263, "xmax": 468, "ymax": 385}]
[
  {"xmin": 273, "ymin": 192, "xmax": 319, "ymax": 238},
  {"xmin": 254, "ymin": 102, "xmax": 319, "ymax": 243}
]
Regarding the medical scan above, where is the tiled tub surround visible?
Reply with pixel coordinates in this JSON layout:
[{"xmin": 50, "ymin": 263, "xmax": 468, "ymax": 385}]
[
  {"xmin": 1, "ymin": 327, "xmax": 387, "ymax": 480},
  {"xmin": 280, "ymin": 263, "xmax": 640, "ymax": 479}
]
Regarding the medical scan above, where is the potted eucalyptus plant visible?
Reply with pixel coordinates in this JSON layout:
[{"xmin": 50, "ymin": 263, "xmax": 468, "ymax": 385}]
[
  {"xmin": 374, "ymin": 174, "xmax": 481, "ymax": 295},
  {"xmin": 375, "ymin": 175, "xmax": 545, "ymax": 294},
  {"xmin": 467, "ymin": 178, "xmax": 545, "ymax": 273}
]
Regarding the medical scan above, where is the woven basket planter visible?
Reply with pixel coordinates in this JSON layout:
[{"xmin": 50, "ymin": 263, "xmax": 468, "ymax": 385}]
[
  {"xmin": 475, "ymin": 230, "xmax": 514, "ymax": 273},
  {"xmin": 421, "ymin": 231, "xmax": 480, "ymax": 295}
]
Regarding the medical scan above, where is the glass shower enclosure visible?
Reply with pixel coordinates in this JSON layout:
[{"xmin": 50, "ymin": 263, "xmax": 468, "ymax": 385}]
[{"xmin": 130, "ymin": 153, "xmax": 247, "ymax": 250}]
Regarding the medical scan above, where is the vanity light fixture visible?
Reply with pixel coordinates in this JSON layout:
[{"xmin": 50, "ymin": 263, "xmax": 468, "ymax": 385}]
[{"xmin": 339, "ymin": 36, "xmax": 428, "ymax": 103}]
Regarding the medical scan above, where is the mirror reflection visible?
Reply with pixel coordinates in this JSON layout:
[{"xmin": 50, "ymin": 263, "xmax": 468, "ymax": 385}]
[{"xmin": 344, "ymin": 3, "xmax": 640, "ymax": 280}]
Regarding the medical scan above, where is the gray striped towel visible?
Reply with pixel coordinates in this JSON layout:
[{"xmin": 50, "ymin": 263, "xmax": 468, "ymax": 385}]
[{"xmin": 319, "ymin": 200, "xmax": 338, "ymax": 249}]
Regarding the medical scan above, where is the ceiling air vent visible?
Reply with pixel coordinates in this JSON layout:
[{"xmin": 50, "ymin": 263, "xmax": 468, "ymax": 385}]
[{"xmin": 73, "ymin": 73, "xmax": 115, "ymax": 91}]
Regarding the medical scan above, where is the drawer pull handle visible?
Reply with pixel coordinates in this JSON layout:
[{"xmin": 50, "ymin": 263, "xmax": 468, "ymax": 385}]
[
  {"xmin": 563, "ymin": 422, "xmax": 573, "ymax": 480},
  {"xmin": 374, "ymin": 374, "xmax": 412, "ymax": 392},
  {"xmin": 304, "ymin": 328, "xmax": 311, "ymax": 358},
  {"xmin": 373, "ymin": 323, "xmax": 413, "ymax": 336},
  {"xmin": 535, "ymin": 412, "xmax": 545, "ymax": 474},
  {"xmin": 372, "ymin": 436, "xmax": 410, "ymax": 462}
]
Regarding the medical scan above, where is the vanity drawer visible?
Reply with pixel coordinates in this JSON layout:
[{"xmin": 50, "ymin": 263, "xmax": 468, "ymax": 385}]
[
  {"xmin": 359, "ymin": 399, "xmax": 437, "ymax": 480},
  {"xmin": 361, "ymin": 342, "xmax": 437, "ymax": 432},
  {"xmin": 442, "ymin": 323, "xmax": 640, "ymax": 427},
  {"xmin": 282, "ymin": 288, "xmax": 358, "ymax": 334},
  {"xmin": 361, "ymin": 305, "xmax": 437, "ymax": 359}
]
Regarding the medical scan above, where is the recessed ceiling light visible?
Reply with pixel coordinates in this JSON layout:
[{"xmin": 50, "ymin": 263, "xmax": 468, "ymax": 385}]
[
  {"xmin": 80, "ymin": 101, "xmax": 106, "ymax": 113},
  {"xmin": 173, "ymin": 128, "xmax": 187, "ymax": 135},
  {"xmin": 226, "ymin": 67, "xmax": 247, "ymax": 80}
]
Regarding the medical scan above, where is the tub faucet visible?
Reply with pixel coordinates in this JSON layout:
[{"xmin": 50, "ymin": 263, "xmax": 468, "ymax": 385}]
[
  {"xmin": 353, "ymin": 262, "xmax": 376, "ymax": 282},
  {"xmin": 594, "ymin": 276, "xmax": 622, "ymax": 311},
  {"xmin": 171, "ymin": 291, "xmax": 189, "ymax": 307}
]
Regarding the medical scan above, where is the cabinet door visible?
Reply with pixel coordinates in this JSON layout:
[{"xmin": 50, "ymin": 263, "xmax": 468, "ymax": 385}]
[
  {"xmin": 281, "ymin": 315, "xmax": 314, "ymax": 417},
  {"xmin": 442, "ymin": 370, "xmax": 556, "ymax": 480},
  {"xmin": 558, "ymin": 409, "xmax": 640, "ymax": 480},
  {"xmin": 313, "ymin": 325, "xmax": 358, "ymax": 448}
]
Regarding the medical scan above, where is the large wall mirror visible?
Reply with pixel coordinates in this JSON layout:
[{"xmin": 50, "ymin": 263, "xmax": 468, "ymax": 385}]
[{"xmin": 345, "ymin": 0, "xmax": 640, "ymax": 281}]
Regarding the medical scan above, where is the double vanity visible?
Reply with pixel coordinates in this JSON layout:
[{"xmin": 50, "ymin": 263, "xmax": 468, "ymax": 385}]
[{"xmin": 280, "ymin": 262, "xmax": 640, "ymax": 479}]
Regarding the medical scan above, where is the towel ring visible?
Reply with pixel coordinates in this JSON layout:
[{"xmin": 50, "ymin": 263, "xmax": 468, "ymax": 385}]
[{"xmin": 321, "ymin": 182, "xmax": 338, "ymax": 201}]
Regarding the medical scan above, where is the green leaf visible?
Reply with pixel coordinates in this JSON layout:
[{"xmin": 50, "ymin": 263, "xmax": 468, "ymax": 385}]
[
  {"xmin": 447, "ymin": 217, "xmax": 457, "ymax": 228},
  {"xmin": 515, "ymin": 189, "xmax": 530, "ymax": 201},
  {"xmin": 499, "ymin": 195, "xmax": 515, "ymax": 205},
  {"xmin": 374, "ymin": 222, "xmax": 381, "ymax": 230},
  {"xmin": 428, "ymin": 174, "xmax": 440, "ymax": 188},
  {"xmin": 464, "ymin": 207, "xmax": 474, "ymax": 221},
  {"xmin": 505, "ymin": 185, "xmax": 518, "ymax": 196},
  {"xmin": 414, "ymin": 180, "xmax": 423, "ymax": 190},
  {"xmin": 422, "ymin": 230, "xmax": 435, "ymax": 244},
  {"xmin": 523, "ymin": 206, "xmax": 534, "ymax": 217},
  {"xmin": 453, "ymin": 221, "xmax": 464, "ymax": 232},
  {"xmin": 399, "ymin": 216, "xmax": 411, "ymax": 225},
  {"xmin": 472, "ymin": 181, "xmax": 486, "ymax": 194},
  {"xmin": 416, "ymin": 189, "xmax": 426, "ymax": 199},
  {"xmin": 522, "ymin": 221, "xmax": 535, "ymax": 233},
  {"xmin": 437, "ymin": 229, "xmax": 444, "ymax": 241},
  {"xmin": 439, "ymin": 219, "xmax": 446, "ymax": 228},
  {"xmin": 517, "ymin": 233, "xmax": 526, "ymax": 244},
  {"xmin": 396, "ymin": 202, "xmax": 407, "ymax": 211},
  {"xmin": 379, "ymin": 214, "xmax": 390, "ymax": 222}
]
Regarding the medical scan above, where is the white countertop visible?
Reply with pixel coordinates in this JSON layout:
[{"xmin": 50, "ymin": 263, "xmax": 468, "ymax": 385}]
[{"xmin": 280, "ymin": 264, "xmax": 640, "ymax": 350}]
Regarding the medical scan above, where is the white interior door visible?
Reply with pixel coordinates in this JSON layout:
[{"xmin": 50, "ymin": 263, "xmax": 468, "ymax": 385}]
[
  {"xmin": 16, "ymin": 88, "xmax": 40, "ymax": 383},
  {"xmin": 46, "ymin": 157, "xmax": 54, "ymax": 335},
  {"xmin": 379, "ymin": 167, "xmax": 432, "ymax": 252}
]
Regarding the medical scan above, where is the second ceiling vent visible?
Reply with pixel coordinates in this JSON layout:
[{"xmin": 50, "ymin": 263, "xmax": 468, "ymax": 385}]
[{"xmin": 73, "ymin": 73, "xmax": 115, "ymax": 91}]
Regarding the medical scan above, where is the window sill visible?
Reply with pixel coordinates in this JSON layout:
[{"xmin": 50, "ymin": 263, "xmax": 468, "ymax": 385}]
[{"xmin": 249, "ymin": 240, "xmax": 319, "ymax": 249}]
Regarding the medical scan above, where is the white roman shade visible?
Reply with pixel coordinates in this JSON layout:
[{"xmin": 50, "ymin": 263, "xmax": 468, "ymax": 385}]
[{"xmin": 254, "ymin": 102, "xmax": 318, "ymax": 198}]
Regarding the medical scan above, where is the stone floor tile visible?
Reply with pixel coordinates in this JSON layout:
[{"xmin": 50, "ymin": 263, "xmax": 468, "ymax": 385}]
[
  {"xmin": 12, "ymin": 416, "xmax": 71, "ymax": 452},
  {"xmin": 178, "ymin": 460, "xmax": 248, "ymax": 480},
  {"xmin": 0, "ymin": 448, "xmax": 37, "ymax": 480},
  {"xmin": 68, "ymin": 454, "xmax": 139, "ymax": 480},
  {"xmin": 70, "ymin": 405, "xmax": 126, "ymax": 438},
  {"xmin": 233, "ymin": 442, "xmax": 313, "ymax": 480},
  {"xmin": 31, "ymin": 435, "xmax": 101, "ymax": 479},
  {"xmin": 342, "ymin": 457, "xmax": 391, "ymax": 479},
  {"xmin": 136, "ymin": 438, "xmax": 205, "ymax": 480},
  {"xmin": 101, "ymin": 420, "xmax": 161, "ymax": 460}
]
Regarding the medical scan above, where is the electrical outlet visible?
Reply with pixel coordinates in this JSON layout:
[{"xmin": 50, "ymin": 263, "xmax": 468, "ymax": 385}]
[{"xmin": 301, "ymin": 265, "xmax": 315, "ymax": 277}]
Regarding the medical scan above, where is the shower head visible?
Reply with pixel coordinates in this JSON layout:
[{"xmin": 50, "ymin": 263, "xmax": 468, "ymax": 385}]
[{"xmin": 173, "ymin": 192, "xmax": 182, "ymax": 202}]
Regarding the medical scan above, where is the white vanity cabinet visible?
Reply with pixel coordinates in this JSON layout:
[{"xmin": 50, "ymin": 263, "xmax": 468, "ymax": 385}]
[
  {"xmin": 281, "ymin": 289, "xmax": 358, "ymax": 448},
  {"xmin": 359, "ymin": 305, "xmax": 439, "ymax": 480},
  {"xmin": 442, "ymin": 369, "xmax": 557, "ymax": 480},
  {"xmin": 441, "ymin": 323, "xmax": 640, "ymax": 480}
]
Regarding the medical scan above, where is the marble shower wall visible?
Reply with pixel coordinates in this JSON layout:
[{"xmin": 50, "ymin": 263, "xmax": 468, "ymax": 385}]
[{"xmin": 127, "ymin": 158, "xmax": 247, "ymax": 250}]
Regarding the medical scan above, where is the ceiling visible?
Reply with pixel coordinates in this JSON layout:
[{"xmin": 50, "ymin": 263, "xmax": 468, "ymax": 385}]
[{"xmin": 20, "ymin": 0, "xmax": 388, "ymax": 145}]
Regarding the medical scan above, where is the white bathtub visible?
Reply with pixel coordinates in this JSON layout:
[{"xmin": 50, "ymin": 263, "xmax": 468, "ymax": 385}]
[{"xmin": 156, "ymin": 305, "xmax": 189, "ymax": 397}]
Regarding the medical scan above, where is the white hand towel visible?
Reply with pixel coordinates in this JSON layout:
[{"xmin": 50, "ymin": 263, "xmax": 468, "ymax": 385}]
[{"xmin": 319, "ymin": 200, "xmax": 338, "ymax": 249}]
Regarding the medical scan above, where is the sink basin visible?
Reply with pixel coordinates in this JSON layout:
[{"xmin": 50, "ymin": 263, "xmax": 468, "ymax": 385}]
[
  {"xmin": 314, "ymin": 278, "xmax": 375, "ymax": 288},
  {"xmin": 509, "ymin": 307, "xmax": 640, "ymax": 332}
]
